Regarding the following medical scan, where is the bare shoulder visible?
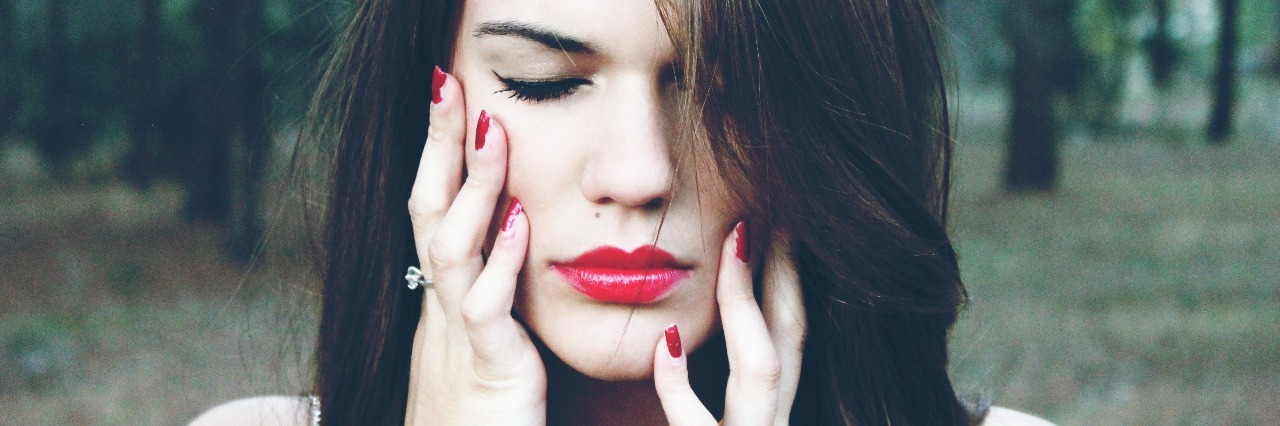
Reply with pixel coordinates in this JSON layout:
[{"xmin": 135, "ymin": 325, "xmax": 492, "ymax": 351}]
[
  {"xmin": 188, "ymin": 395, "xmax": 312, "ymax": 426},
  {"xmin": 981, "ymin": 406, "xmax": 1055, "ymax": 426}
]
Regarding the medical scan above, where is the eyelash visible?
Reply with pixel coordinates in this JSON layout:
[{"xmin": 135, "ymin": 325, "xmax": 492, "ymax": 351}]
[{"xmin": 493, "ymin": 72, "xmax": 590, "ymax": 103}]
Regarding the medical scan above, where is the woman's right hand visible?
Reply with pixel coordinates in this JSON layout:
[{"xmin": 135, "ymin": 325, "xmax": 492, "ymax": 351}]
[{"xmin": 404, "ymin": 67, "xmax": 547, "ymax": 425}]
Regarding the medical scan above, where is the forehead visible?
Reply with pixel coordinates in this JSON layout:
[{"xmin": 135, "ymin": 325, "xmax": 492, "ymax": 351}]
[{"xmin": 458, "ymin": 0, "xmax": 675, "ymax": 59}]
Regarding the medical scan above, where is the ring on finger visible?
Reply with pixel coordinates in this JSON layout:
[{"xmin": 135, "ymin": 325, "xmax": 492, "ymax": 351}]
[{"xmin": 405, "ymin": 266, "xmax": 435, "ymax": 290}]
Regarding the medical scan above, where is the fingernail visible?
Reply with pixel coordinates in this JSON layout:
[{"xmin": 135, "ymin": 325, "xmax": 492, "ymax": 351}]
[
  {"xmin": 476, "ymin": 110, "xmax": 490, "ymax": 151},
  {"xmin": 432, "ymin": 66, "xmax": 446, "ymax": 104},
  {"xmin": 502, "ymin": 198, "xmax": 523, "ymax": 234},
  {"xmin": 665, "ymin": 324, "xmax": 682, "ymax": 358},
  {"xmin": 734, "ymin": 221, "xmax": 749, "ymax": 263}
]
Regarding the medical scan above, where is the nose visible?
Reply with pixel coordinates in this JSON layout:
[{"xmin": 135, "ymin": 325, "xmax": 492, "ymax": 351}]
[{"xmin": 580, "ymin": 80, "xmax": 674, "ymax": 210}]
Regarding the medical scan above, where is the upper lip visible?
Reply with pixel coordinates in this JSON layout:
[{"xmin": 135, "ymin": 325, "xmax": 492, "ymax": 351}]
[{"xmin": 558, "ymin": 245, "xmax": 690, "ymax": 270}]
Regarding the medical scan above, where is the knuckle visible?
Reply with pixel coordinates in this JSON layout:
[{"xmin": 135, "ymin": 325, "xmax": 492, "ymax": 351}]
[
  {"xmin": 425, "ymin": 123, "xmax": 453, "ymax": 146},
  {"xmin": 748, "ymin": 357, "xmax": 784, "ymax": 388},
  {"xmin": 721, "ymin": 285, "xmax": 758, "ymax": 306},
  {"xmin": 761, "ymin": 365, "xmax": 784, "ymax": 386},
  {"xmin": 427, "ymin": 238, "xmax": 462, "ymax": 269},
  {"xmin": 459, "ymin": 295, "xmax": 496, "ymax": 329},
  {"xmin": 461, "ymin": 174, "xmax": 499, "ymax": 195},
  {"xmin": 407, "ymin": 195, "xmax": 446, "ymax": 221},
  {"xmin": 655, "ymin": 378, "xmax": 694, "ymax": 399},
  {"xmin": 472, "ymin": 376, "xmax": 504, "ymax": 393}
]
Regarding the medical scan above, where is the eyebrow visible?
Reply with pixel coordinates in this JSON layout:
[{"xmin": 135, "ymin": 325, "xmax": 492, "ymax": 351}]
[{"xmin": 474, "ymin": 21, "xmax": 599, "ymax": 55}]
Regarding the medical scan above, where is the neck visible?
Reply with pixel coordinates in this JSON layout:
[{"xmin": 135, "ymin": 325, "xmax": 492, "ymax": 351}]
[
  {"xmin": 542, "ymin": 336, "xmax": 729, "ymax": 425},
  {"xmin": 545, "ymin": 360, "xmax": 666, "ymax": 425}
]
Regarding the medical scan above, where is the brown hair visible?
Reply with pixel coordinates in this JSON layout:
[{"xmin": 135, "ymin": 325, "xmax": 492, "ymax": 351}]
[
  {"xmin": 303, "ymin": 0, "xmax": 982, "ymax": 424},
  {"xmin": 667, "ymin": 0, "xmax": 979, "ymax": 423}
]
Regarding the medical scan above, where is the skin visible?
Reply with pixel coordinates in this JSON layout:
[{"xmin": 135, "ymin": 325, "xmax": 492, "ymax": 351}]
[
  {"xmin": 187, "ymin": 1, "xmax": 1056, "ymax": 424},
  {"xmin": 403, "ymin": 0, "xmax": 806, "ymax": 424},
  {"xmin": 450, "ymin": 0, "xmax": 730, "ymax": 381}
]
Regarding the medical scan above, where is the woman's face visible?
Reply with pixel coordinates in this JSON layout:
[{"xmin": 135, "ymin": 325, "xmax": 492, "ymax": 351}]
[{"xmin": 451, "ymin": 0, "xmax": 738, "ymax": 380}]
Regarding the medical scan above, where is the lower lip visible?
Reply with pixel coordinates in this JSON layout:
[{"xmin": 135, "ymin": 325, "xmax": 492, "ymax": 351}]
[{"xmin": 555, "ymin": 266, "xmax": 690, "ymax": 304}]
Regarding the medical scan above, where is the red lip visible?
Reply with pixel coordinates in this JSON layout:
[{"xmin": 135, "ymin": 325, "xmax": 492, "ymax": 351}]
[{"xmin": 554, "ymin": 245, "xmax": 691, "ymax": 304}]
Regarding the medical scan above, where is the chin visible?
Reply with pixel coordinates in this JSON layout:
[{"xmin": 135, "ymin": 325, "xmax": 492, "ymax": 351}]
[
  {"xmin": 559, "ymin": 343, "xmax": 661, "ymax": 381},
  {"xmin": 517, "ymin": 285, "xmax": 717, "ymax": 382},
  {"xmin": 515, "ymin": 261, "xmax": 720, "ymax": 382},
  {"xmin": 547, "ymin": 322, "xmax": 713, "ymax": 381}
]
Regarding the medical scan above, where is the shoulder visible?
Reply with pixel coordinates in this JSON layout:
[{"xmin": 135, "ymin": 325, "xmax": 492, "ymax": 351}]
[
  {"xmin": 188, "ymin": 395, "xmax": 313, "ymax": 426},
  {"xmin": 980, "ymin": 406, "xmax": 1055, "ymax": 426}
]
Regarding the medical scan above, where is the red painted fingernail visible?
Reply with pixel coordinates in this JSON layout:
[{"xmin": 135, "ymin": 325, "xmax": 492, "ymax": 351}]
[
  {"xmin": 665, "ymin": 324, "xmax": 682, "ymax": 358},
  {"xmin": 734, "ymin": 221, "xmax": 749, "ymax": 263},
  {"xmin": 432, "ymin": 66, "xmax": 446, "ymax": 104},
  {"xmin": 476, "ymin": 110, "xmax": 490, "ymax": 151},
  {"xmin": 502, "ymin": 198, "xmax": 523, "ymax": 234}
]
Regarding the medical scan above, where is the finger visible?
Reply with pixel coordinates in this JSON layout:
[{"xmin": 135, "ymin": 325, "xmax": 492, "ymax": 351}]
[
  {"xmin": 761, "ymin": 235, "xmax": 805, "ymax": 426},
  {"xmin": 718, "ymin": 222, "xmax": 781, "ymax": 424},
  {"xmin": 409, "ymin": 67, "xmax": 466, "ymax": 311},
  {"xmin": 461, "ymin": 199, "xmax": 534, "ymax": 375},
  {"xmin": 407, "ymin": 274, "xmax": 452, "ymax": 422},
  {"xmin": 428, "ymin": 110, "xmax": 509, "ymax": 316},
  {"xmin": 421, "ymin": 287, "xmax": 449, "ymax": 350},
  {"xmin": 409, "ymin": 288, "xmax": 449, "ymax": 406},
  {"xmin": 652, "ymin": 324, "xmax": 717, "ymax": 426}
]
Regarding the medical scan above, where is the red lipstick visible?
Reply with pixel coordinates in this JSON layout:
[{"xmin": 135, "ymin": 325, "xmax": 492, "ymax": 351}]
[{"xmin": 554, "ymin": 245, "xmax": 691, "ymax": 304}]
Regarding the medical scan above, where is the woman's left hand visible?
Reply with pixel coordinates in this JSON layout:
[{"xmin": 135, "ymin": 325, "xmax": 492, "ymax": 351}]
[{"xmin": 652, "ymin": 224, "xmax": 807, "ymax": 426}]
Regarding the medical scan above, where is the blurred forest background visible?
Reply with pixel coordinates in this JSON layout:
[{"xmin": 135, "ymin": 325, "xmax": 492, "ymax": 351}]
[{"xmin": 1, "ymin": 0, "xmax": 1277, "ymax": 424}]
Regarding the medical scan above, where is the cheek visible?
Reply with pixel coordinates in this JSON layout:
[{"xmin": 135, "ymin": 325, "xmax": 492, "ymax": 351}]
[{"xmin": 499, "ymin": 109, "xmax": 592, "ymax": 221}]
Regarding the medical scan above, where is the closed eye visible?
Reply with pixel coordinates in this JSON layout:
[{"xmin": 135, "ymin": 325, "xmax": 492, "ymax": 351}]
[{"xmin": 493, "ymin": 71, "xmax": 591, "ymax": 103}]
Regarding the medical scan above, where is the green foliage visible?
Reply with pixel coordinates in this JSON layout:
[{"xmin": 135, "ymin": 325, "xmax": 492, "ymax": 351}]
[
  {"xmin": 2, "ymin": 0, "xmax": 337, "ymax": 180},
  {"xmin": 7, "ymin": 0, "xmax": 1277, "ymax": 172},
  {"xmin": 0, "ymin": 314, "xmax": 82, "ymax": 393},
  {"xmin": 1067, "ymin": 0, "xmax": 1142, "ymax": 129},
  {"xmin": 947, "ymin": 0, "xmax": 1280, "ymax": 134},
  {"xmin": 1240, "ymin": 0, "xmax": 1280, "ymax": 54}
]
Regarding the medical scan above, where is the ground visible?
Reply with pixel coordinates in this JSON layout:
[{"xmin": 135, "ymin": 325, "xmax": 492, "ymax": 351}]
[{"xmin": 1, "ymin": 79, "xmax": 1277, "ymax": 425}]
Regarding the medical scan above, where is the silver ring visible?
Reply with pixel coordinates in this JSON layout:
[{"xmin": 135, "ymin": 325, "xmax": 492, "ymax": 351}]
[{"xmin": 405, "ymin": 266, "xmax": 434, "ymax": 290}]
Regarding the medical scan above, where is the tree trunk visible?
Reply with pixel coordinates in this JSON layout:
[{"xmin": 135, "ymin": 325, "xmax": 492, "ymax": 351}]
[
  {"xmin": 35, "ymin": 0, "xmax": 76, "ymax": 175},
  {"xmin": 125, "ymin": 0, "xmax": 163, "ymax": 188},
  {"xmin": 0, "ymin": 1, "xmax": 14, "ymax": 141},
  {"xmin": 1208, "ymin": 0, "xmax": 1239, "ymax": 142},
  {"xmin": 1148, "ymin": 0, "xmax": 1176, "ymax": 88},
  {"xmin": 1004, "ymin": 0, "xmax": 1070, "ymax": 192},
  {"xmin": 186, "ymin": 2, "xmax": 233, "ymax": 222},
  {"xmin": 186, "ymin": 0, "xmax": 267, "ymax": 262},
  {"xmin": 226, "ymin": 0, "xmax": 268, "ymax": 262}
]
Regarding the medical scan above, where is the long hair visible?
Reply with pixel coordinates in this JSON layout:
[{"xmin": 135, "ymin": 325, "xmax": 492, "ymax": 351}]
[
  {"xmin": 303, "ymin": 0, "xmax": 979, "ymax": 424},
  {"xmin": 666, "ymin": 0, "xmax": 978, "ymax": 423},
  {"xmin": 304, "ymin": 1, "xmax": 457, "ymax": 424}
]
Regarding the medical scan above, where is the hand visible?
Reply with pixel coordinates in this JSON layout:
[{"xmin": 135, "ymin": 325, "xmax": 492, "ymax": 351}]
[
  {"xmin": 653, "ymin": 224, "xmax": 807, "ymax": 426},
  {"xmin": 404, "ymin": 68, "xmax": 546, "ymax": 425}
]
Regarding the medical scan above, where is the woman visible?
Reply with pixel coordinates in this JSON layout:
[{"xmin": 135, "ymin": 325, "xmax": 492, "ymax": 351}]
[{"xmin": 195, "ymin": 0, "xmax": 1051, "ymax": 424}]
